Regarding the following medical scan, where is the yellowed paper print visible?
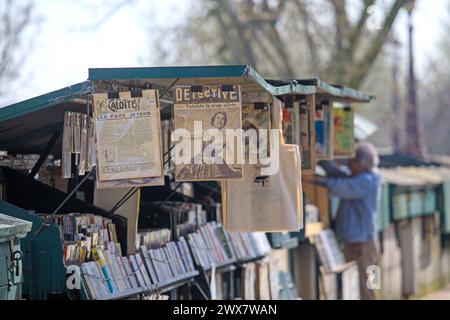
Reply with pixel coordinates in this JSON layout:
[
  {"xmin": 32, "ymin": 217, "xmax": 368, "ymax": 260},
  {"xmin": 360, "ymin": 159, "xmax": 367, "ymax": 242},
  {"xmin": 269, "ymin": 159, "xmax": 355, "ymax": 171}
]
[
  {"xmin": 93, "ymin": 90, "xmax": 163, "ymax": 182},
  {"xmin": 174, "ymin": 85, "xmax": 243, "ymax": 181}
]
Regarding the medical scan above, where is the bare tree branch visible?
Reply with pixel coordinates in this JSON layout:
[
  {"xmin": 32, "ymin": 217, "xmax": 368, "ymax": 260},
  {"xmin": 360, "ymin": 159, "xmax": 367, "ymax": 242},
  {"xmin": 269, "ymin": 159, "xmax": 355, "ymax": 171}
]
[
  {"xmin": 346, "ymin": 0, "xmax": 375, "ymax": 60},
  {"xmin": 294, "ymin": 0, "xmax": 319, "ymax": 73},
  {"xmin": 349, "ymin": 0, "xmax": 408, "ymax": 88},
  {"xmin": 0, "ymin": 0, "xmax": 34, "ymax": 95},
  {"xmin": 214, "ymin": 0, "xmax": 258, "ymax": 66}
]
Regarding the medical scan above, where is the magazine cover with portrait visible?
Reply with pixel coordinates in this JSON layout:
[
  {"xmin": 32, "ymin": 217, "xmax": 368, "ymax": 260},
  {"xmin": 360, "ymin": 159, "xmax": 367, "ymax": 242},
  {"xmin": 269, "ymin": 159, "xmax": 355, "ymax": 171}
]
[{"xmin": 174, "ymin": 85, "xmax": 243, "ymax": 181}]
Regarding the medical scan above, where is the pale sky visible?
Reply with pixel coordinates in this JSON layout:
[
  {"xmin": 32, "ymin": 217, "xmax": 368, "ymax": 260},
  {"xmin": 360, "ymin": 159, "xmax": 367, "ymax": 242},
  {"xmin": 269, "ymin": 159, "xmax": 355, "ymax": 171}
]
[{"xmin": 1, "ymin": 0, "xmax": 448, "ymax": 107}]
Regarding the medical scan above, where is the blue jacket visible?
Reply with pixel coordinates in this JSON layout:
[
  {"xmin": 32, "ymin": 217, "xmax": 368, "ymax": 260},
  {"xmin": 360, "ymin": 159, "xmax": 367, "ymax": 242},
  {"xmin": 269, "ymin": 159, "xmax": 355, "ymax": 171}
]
[{"xmin": 326, "ymin": 171, "xmax": 381, "ymax": 244}]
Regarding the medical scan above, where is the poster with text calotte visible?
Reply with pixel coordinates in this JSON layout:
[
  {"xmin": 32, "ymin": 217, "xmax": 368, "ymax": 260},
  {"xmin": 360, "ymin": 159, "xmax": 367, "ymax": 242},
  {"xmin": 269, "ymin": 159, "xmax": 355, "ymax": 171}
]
[{"xmin": 93, "ymin": 90, "xmax": 163, "ymax": 182}]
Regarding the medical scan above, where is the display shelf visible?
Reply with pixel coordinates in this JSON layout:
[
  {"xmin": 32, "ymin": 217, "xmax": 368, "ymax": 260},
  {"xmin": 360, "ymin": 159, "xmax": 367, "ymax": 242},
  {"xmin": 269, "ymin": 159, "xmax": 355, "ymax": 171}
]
[
  {"xmin": 203, "ymin": 258, "xmax": 237, "ymax": 274},
  {"xmin": 236, "ymin": 254, "xmax": 266, "ymax": 266},
  {"xmin": 156, "ymin": 271, "xmax": 200, "ymax": 293},
  {"xmin": 94, "ymin": 271, "xmax": 200, "ymax": 300},
  {"xmin": 97, "ymin": 287, "xmax": 144, "ymax": 301}
]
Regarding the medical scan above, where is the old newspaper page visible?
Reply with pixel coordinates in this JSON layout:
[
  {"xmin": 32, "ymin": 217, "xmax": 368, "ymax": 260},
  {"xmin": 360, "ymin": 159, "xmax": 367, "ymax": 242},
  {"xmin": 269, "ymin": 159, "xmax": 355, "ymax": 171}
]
[
  {"xmin": 174, "ymin": 85, "xmax": 243, "ymax": 181},
  {"xmin": 93, "ymin": 90, "xmax": 163, "ymax": 182}
]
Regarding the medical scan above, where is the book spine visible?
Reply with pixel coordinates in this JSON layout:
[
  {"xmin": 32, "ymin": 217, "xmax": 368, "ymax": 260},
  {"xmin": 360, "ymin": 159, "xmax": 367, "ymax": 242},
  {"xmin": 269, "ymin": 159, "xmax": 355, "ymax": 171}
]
[
  {"xmin": 115, "ymin": 256, "xmax": 132, "ymax": 291},
  {"xmin": 135, "ymin": 253, "xmax": 152, "ymax": 288},
  {"xmin": 129, "ymin": 255, "xmax": 146, "ymax": 288},
  {"xmin": 140, "ymin": 246, "xmax": 158, "ymax": 285},
  {"xmin": 81, "ymin": 263, "xmax": 98, "ymax": 300},
  {"xmin": 91, "ymin": 248, "xmax": 116, "ymax": 294},
  {"xmin": 121, "ymin": 257, "xmax": 139, "ymax": 289}
]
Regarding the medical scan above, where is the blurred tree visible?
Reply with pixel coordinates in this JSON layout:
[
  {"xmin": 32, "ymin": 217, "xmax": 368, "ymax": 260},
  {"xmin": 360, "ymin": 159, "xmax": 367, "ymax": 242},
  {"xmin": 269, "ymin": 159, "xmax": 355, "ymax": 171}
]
[
  {"xmin": 403, "ymin": 0, "xmax": 427, "ymax": 158},
  {"xmin": 148, "ymin": 0, "xmax": 409, "ymax": 89},
  {"xmin": 0, "ymin": 0, "xmax": 34, "ymax": 96},
  {"xmin": 421, "ymin": 2, "xmax": 450, "ymax": 155}
]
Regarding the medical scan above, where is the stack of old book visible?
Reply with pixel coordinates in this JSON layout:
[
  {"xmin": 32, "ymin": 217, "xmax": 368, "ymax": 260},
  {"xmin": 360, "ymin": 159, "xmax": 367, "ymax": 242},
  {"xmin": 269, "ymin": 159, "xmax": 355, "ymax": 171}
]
[
  {"xmin": 45, "ymin": 213, "xmax": 119, "ymax": 265},
  {"xmin": 82, "ymin": 240, "xmax": 196, "ymax": 300},
  {"xmin": 313, "ymin": 229, "xmax": 346, "ymax": 273},
  {"xmin": 227, "ymin": 232, "xmax": 271, "ymax": 262},
  {"xmin": 139, "ymin": 236, "xmax": 197, "ymax": 287},
  {"xmin": 187, "ymin": 221, "xmax": 235, "ymax": 270},
  {"xmin": 135, "ymin": 228, "xmax": 171, "ymax": 250},
  {"xmin": 81, "ymin": 245, "xmax": 149, "ymax": 300}
]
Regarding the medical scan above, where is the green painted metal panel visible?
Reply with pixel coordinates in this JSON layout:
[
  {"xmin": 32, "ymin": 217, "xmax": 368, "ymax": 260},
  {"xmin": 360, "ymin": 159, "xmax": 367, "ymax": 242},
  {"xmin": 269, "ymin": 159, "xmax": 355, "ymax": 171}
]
[
  {"xmin": 423, "ymin": 188, "xmax": 437, "ymax": 215},
  {"xmin": 88, "ymin": 65, "xmax": 372, "ymax": 101},
  {"xmin": 0, "ymin": 240, "xmax": 23, "ymax": 300},
  {"xmin": 89, "ymin": 65, "xmax": 249, "ymax": 80},
  {"xmin": 0, "ymin": 81, "xmax": 93, "ymax": 123},
  {"xmin": 245, "ymin": 67, "xmax": 316, "ymax": 96},
  {"xmin": 0, "ymin": 201, "xmax": 67, "ymax": 299},
  {"xmin": 408, "ymin": 192, "xmax": 423, "ymax": 217},
  {"xmin": 392, "ymin": 188, "xmax": 408, "ymax": 221},
  {"xmin": 0, "ymin": 214, "xmax": 29, "ymax": 300},
  {"xmin": 377, "ymin": 184, "xmax": 390, "ymax": 231},
  {"xmin": 442, "ymin": 181, "xmax": 450, "ymax": 234},
  {"xmin": 292, "ymin": 78, "xmax": 374, "ymax": 102}
]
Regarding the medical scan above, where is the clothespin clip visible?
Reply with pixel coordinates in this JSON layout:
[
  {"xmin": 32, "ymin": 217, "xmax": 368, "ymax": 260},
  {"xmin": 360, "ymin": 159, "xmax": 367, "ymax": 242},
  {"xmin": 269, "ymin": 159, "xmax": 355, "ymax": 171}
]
[{"xmin": 255, "ymin": 175, "xmax": 270, "ymax": 187}]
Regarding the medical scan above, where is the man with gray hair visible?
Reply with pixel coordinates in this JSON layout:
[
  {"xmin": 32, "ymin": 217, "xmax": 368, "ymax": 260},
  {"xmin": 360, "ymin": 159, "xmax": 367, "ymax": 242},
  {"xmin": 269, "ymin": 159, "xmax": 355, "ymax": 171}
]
[{"xmin": 320, "ymin": 142, "xmax": 381, "ymax": 300}]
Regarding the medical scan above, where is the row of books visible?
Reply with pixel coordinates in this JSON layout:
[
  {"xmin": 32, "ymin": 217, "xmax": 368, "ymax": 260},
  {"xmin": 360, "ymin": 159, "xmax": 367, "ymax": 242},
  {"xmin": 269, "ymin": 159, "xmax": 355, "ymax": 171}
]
[
  {"xmin": 240, "ymin": 256, "xmax": 281, "ymax": 300},
  {"xmin": 81, "ymin": 236, "xmax": 197, "ymax": 300},
  {"xmin": 81, "ymin": 245, "xmax": 147, "ymax": 300},
  {"xmin": 135, "ymin": 228, "xmax": 171, "ymax": 250},
  {"xmin": 313, "ymin": 229, "xmax": 345, "ymax": 273},
  {"xmin": 228, "ymin": 232, "xmax": 271, "ymax": 262},
  {"xmin": 187, "ymin": 222, "xmax": 235, "ymax": 270},
  {"xmin": 45, "ymin": 213, "xmax": 119, "ymax": 265},
  {"xmin": 80, "ymin": 221, "xmax": 273, "ymax": 299},
  {"xmin": 139, "ymin": 236, "xmax": 197, "ymax": 285},
  {"xmin": 157, "ymin": 201, "xmax": 208, "ymax": 227}
]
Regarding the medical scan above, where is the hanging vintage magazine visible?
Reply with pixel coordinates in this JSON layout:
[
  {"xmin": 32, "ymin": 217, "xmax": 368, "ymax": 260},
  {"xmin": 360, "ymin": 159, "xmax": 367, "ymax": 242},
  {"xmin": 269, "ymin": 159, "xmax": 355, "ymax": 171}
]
[
  {"xmin": 242, "ymin": 91, "xmax": 272, "ymax": 165},
  {"xmin": 298, "ymin": 95, "xmax": 316, "ymax": 175},
  {"xmin": 174, "ymin": 85, "xmax": 243, "ymax": 181},
  {"xmin": 93, "ymin": 90, "xmax": 163, "ymax": 182},
  {"xmin": 333, "ymin": 105, "xmax": 355, "ymax": 159},
  {"xmin": 221, "ymin": 143, "xmax": 303, "ymax": 232},
  {"xmin": 315, "ymin": 99, "xmax": 334, "ymax": 160}
]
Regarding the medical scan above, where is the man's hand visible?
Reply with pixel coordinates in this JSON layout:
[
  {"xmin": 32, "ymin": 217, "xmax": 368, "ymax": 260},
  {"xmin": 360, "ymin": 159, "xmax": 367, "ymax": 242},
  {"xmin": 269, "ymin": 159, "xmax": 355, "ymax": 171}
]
[{"xmin": 312, "ymin": 176, "xmax": 328, "ymax": 187}]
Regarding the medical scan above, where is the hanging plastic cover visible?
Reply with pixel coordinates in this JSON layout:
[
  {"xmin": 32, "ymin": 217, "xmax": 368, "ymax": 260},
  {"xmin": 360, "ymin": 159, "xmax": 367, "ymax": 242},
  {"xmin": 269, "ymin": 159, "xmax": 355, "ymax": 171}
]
[{"xmin": 222, "ymin": 143, "xmax": 303, "ymax": 232}]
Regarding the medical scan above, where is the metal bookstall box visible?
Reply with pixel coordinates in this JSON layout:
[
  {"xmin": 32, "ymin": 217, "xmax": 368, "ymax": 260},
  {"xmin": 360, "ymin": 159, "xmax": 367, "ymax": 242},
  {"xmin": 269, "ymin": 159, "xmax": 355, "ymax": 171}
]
[
  {"xmin": 380, "ymin": 168, "xmax": 440, "ymax": 221},
  {"xmin": 400, "ymin": 167, "xmax": 442, "ymax": 218},
  {"xmin": 0, "ymin": 212, "xmax": 32, "ymax": 300},
  {"xmin": 376, "ymin": 182, "xmax": 391, "ymax": 232},
  {"xmin": 434, "ymin": 167, "xmax": 450, "ymax": 234},
  {"xmin": 379, "ymin": 166, "xmax": 449, "ymax": 298},
  {"xmin": 441, "ymin": 181, "xmax": 450, "ymax": 234},
  {"xmin": 0, "ymin": 200, "xmax": 70, "ymax": 299}
]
